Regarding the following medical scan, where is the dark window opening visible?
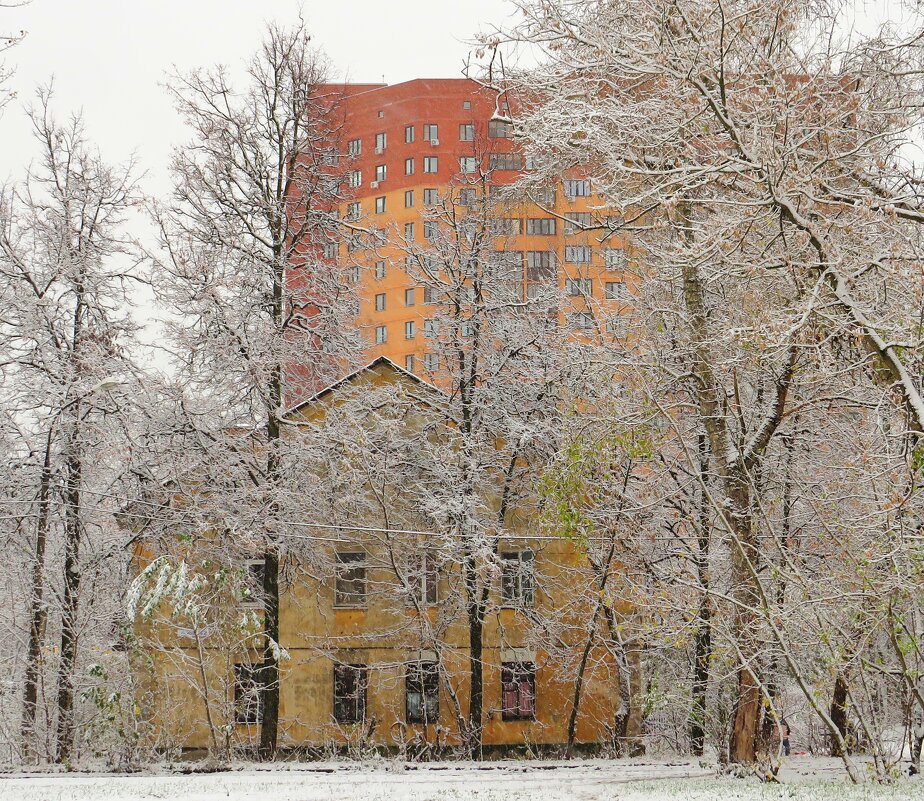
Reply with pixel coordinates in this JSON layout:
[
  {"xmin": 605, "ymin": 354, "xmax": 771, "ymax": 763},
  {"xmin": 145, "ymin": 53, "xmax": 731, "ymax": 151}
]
[
  {"xmin": 333, "ymin": 663, "xmax": 367, "ymax": 723},
  {"xmin": 234, "ymin": 663, "xmax": 263, "ymax": 724},
  {"xmin": 501, "ymin": 550, "xmax": 535, "ymax": 607},
  {"xmin": 406, "ymin": 661, "xmax": 439, "ymax": 724},
  {"xmin": 335, "ymin": 552, "xmax": 367, "ymax": 607},
  {"xmin": 501, "ymin": 662, "xmax": 536, "ymax": 721}
]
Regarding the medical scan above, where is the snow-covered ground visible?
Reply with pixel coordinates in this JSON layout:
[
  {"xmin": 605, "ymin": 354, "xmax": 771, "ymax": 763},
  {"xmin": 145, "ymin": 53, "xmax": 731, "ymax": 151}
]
[{"xmin": 2, "ymin": 758, "xmax": 923, "ymax": 801}]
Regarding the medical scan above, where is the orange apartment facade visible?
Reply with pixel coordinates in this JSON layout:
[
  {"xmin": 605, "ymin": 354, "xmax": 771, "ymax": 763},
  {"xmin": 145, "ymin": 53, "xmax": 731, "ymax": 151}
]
[{"xmin": 321, "ymin": 78, "xmax": 632, "ymax": 374}]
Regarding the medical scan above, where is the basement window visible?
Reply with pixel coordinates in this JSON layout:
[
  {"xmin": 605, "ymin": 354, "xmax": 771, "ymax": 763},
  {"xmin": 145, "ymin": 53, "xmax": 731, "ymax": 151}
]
[
  {"xmin": 234, "ymin": 664, "xmax": 263, "ymax": 724},
  {"xmin": 406, "ymin": 661, "xmax": 439, "ymax": 724},
  {"xmin": 501, "ymin": 662, "xmax": 535, "ymax": 721},
  {"xmin": 333, "ymin": 663, "xmax": 367, "ymax": 723}
]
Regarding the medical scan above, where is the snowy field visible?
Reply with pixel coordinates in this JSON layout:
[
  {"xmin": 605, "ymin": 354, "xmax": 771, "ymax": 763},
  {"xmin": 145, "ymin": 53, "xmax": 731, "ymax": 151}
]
[{"xmin": 3, "ymin": 758, "xmax": 924, "ymax": 801}]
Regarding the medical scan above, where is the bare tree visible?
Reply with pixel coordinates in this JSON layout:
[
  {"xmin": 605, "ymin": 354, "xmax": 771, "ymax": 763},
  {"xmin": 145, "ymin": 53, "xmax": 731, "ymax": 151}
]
[
  {"xmin": 152, "ymin": 21, "xmax": 362, "ymax": 759},
  {"xmin": 0, "ymin": 89, "xmax": 144, "ymax": 763}
]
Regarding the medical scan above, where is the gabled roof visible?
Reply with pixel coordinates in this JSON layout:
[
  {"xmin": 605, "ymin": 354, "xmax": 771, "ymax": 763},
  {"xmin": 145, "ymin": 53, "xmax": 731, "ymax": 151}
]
[{"xmin": 283, "ymin": 356, "xmax": 443, "ymax": 418}]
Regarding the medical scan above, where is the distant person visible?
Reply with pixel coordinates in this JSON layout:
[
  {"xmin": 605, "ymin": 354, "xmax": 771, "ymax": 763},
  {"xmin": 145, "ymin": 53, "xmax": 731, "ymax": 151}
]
[{"xmin": 781, "ymin": 719, "xmax": 791, "ymax": 756}]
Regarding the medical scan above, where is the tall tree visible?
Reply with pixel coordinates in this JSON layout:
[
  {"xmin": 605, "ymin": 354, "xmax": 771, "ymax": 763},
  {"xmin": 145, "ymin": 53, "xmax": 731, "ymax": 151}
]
[
  {"xmin": 153, "ymin": 22, "xmax": 360, "ymax": 759},
  {"xmin": 0, "ymin": 89, "xmax": 143, "ymax": 762},
  {"xmin": 492, "ymin": 0, "xmax": 924, "ymax": 767}
]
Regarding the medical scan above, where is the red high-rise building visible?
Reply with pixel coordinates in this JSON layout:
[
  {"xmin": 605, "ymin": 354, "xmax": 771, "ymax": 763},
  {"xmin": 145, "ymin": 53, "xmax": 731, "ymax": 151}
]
[{"xmin": 315, "ymin": 78, "xmax": 631, "ymax": 374}]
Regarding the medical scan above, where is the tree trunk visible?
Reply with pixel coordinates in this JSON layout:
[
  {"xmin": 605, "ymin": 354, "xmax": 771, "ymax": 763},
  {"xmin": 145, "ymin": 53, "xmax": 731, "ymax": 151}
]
[
  {"xmin": 258, "ymin": 252, "xmax": 285, "ymax": 760},
  {"xmin": 681, "ymin": 249, "xmax": 765, "ymax": 765},
  {"xmin": 465, "ymin": 552, "xmax": 485, "ymax": 760},
  {"xmin": 601, "ymin": 604, "xmax": 643, "ymax": 756},
  {"xmin": 911, "ymin": 723, "xmax": 923, "ymax": 776},
  {"xmin": 623, "ymin": 638, "xmax": 646, "ymax": 755},
  {"xmin": 830, "ymin": 672, "xmax": 850, "ymax": 757},
  {"xmin": 54, "ymin": 422, "xmax": 82, "ymax": 764},
  {"xmin": 21, "ymin": 436, "xmax": 53, "ymax": 761},
  {"xmin": 566, "ymin": 607, "xmax": 600, "ymax": 757},
  {"xmin": 258, "ymin": 545, "xmax": 280, "ymax": 759},
  {"xmin": 689, "ymin": 433, "xmax": 711, "ymax": 757}
]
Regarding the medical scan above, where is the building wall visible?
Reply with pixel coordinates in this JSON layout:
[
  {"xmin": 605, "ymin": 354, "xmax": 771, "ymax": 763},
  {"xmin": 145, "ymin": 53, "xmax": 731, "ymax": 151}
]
[
  {"xmin": 135, "ymin": 363, "xmax": 624, "ymax": 753},
  {"xmin": 315, "ymin": 78, "xmax": 633, "ymax": 380}
]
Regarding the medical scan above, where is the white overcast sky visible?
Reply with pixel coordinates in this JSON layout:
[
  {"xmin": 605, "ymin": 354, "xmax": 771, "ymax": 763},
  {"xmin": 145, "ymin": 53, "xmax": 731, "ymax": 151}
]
[
  {"xmin": 0, "ymin": 0, "xmax": 913, "ymax": 364},
  {"xmin": 0, "ymin": 0, "xmax": 911, "ymax": 196},
  {"xmin": 0, "ymin": 0, "xmax": 517, "ymax": 193}
]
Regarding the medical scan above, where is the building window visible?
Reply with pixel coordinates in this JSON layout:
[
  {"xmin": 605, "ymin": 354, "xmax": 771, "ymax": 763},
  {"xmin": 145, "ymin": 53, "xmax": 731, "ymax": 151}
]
[
  {"xmin": 404, "ymin": 287, "xmax": 416, "ymax": 306},
  {"xmin": 501, "ymin": 550, "xmax": 535, "ymax": 607},
  {"xmin": 532, "ymin": 187, "xmax": 556, "ymax": 207},
  {"xmin": 605, "ymin": 281, "xmax": 628, "ymax": 300},
  {"xmin": 405, "ymin": 190, "xmax": 414, "ymax": 208},
  {"xmin": 565, "ymin": 245, "xmax": 592, "ymax": 263},
  {"xmin": 404, "ymin": 354, "xmax": 415, "ymax": 372},
  {"xmin": 489, "ymin": 153, "xmax": 522, "ymax": 171},
  {"xmin": 423, "ymin": 123, "xmax": 439, "ymax": 143},
  {"xmin": 423, "ymin": 319, "xmax": 437, "ymax": 338},
  {"xmin": 460, "ymin": 156, "xmax": 477, "ymax": 174},
  {"xmin": 404, "ymin": 222, "xmax": 415, "ymax": 241},
  {"xmin": 406, "ymin": 662, "xmax": 439, "ymax": 724},
  {"xmin": 323, "ymin": 242, "xmax": 339, "ymax": 260},
  {"xmin": 459, "ymin": 188, "xmax": 476, "ymax": 207},
  {"xmin": 375, "ymin": 164, "xmax": 387, "ymax": 183},
  {"xmin": 526, "ymin": 218, "xmax": 556, "ymax": 235},
  {"xmin": 459, "ymin": 123, "xmax": 475, "ymax": 142},
  {"xmin": 407, "ymin": 551, "xmax": 438, "ymax": 605},
  {"xmin": 401, "ymin": 158, "xmax": 413, "ymax": 177},
  {"xmin": 346, "ymin": 202, "xmax": 361, "ymax": 220},
  {"xmin": 423, "ymin": 352, "xmax": 439, "ymax": 372},
  {"xmin": 423, "ymin": 157, "xmax": 438, "ymax": 174},
  {"xmin": 405, "ymin": 320, "xmax": 416, "ymax": 340},
  {"xmin": 526, "ymin": 251, "xmax": 556, "ymax": 281},
  {"xmin": 489, "ymin": 119, "xmax": 513, "ymax": 138},
  {"xmin": 564, "ymin": 179, "xmax": 590, "ymax": 198},
  {"xmin": 501, "ymin": 663, "xmax": 536, "ymax": 721},
  {"xmin": 241, "ymin": 559, "xmax": 264, "ymax": 608},
  {"xmin": 375, "ymin": 293, "xmax": 386, "ymax": 312},
  {"xmin": 348, "ymin": 138, "xmax": 361, "ymax": 156},
  {"xmin": 567, "ymin": 279, "xmax": 592, "ymax": 296},
  {"xmin": 375, "ymin": 325, "xmax": 388, "ymax": 344},
  {"xmin": 604, "ymin": 249, "xmax": 627, "ymax": 270},
  {"xmin": 463, "ymin": 100, "xmax": 471, "ymax": 109},
  {"xmin": 564, "ymin": 212, "xmax": 592, "ymax": 234},
  {"xmin": 423, "ymin": 188, "xmax": 439, "ymax": 205},
  {"xmin": 489, "ymin": 250, "xmax": 523, "ymax": 279},
  {"xmin": 375, "ymin": 131, "xmax": 387, "ymax": 152},
  {"xmin": 345, "ymin": 266, "xmax": 360, "ymax": 284},
  {"xmin": 423, "ymin": 286, "xmax": 439, "ymax": 305},
  {"xmin": 348, "ymin": 170, "xmax": 362, "ymax": 188},
  {"xmin": 335, "ymin": 551, "xmax": 367, "ymax": 607},
  {"xmin": 405, "ymin": 125, "xmax": 415, "ymax": 143},
  {"xmin": 333, "ymin": 663, "xmax": 367, "ymax": 724},
  {"xmin": 607, "ymin": 315, "xmax": 627, "ymax": 336},
  {"xmin": 423, "ymin": 221, "xmax": 438, "ymax": 240},
  {"xmin": 375, "ymin": 196, "xmax": 386, "ymax": 214},
  {"xmin": 375, "ymin": 260, "xmax": 386, "ymax": 280},
  {"xmin": 234, "ymin": 664, "xmax": 263, "ymax": 724},
  {"xmin": 568, "ymin": 312, "xmax": 595, "ymax": 330},
  {"xmin": 490, "ymin": 218, "xmax": 522, "ymax": 236}
]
